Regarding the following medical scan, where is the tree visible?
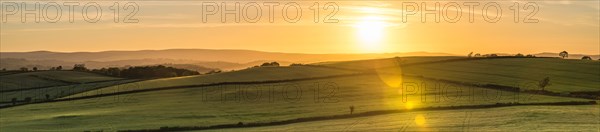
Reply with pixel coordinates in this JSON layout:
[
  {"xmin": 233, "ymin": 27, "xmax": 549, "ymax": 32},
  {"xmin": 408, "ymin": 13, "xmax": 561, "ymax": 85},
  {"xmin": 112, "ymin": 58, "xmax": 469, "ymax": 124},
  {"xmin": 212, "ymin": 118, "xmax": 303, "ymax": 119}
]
[
  {"xmin": 20, "ymin": 67, "xmax": 28, "ymax": 71},
  {"xmin": 270, "ymin": 62, "xmax": 280, "ymax": 67},
  {"xmin": 538, "ymin": 77, "xmax": 550, "ymax": 91},
  {"xmin": 526, "ymin": 54, "xmax": 535, "ymax": 57},
  {"xmin": 56, "ymin": 66, "xmax": 63, "ymax": 70},
  {"xmin": 559, "ymin": 51, "xmax": 568, "ymax": 58},
  {"xmin": 1, "ymin": 68, "xmax": 5, "ymax": 71},
  {"xmin": 73, "ymin": 64, "xmax": 88, "ymax": 71},
  {"xmin": 260, "ymin": 62, "xmax": 270, "ymax": 67},
  {"xmin": 515, "ymin": 53, "xmax": 524, "ymax": 57},
  {"xmin": 489, "ymin": 54, "xmax": 498, "ymax": 57},
  {"xmin": 582, "ymin": 56, "xmax": 592, "ymax": 60},
  {"xmin": 260, "ymin": 62, "xmax": 280, "ymax": 67},
  {"xmin": 468, "ymin": 52, "xmax": 473, "ymax": 58},
  {"xmin": 107, "ymin": 65, "xmax": 200, "ymax": 78},
  {"xmin": 474, "ymin": 53, "xmax": 481, "ymax": 57},
  {"xmin": 349, "ymin": 105, "xmax": 355, "ymax": 114},
  {"xmin": 32, "ymin": 67, "xmax": 38, "ymax": 71}
]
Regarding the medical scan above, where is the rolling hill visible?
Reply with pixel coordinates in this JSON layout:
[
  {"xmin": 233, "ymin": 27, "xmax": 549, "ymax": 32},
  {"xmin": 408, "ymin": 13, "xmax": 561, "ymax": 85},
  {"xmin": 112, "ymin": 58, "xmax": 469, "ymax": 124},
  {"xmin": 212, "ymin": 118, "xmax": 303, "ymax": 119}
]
[{"xmin": 0, "ymin": 56, "xmax": 597, "ymax": 131}]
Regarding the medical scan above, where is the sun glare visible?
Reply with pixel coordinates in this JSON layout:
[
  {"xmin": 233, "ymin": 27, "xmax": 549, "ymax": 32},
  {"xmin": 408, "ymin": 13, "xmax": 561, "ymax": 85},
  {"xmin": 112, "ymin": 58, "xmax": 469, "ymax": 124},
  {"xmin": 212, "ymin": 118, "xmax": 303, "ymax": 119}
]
[
  {"xmin": 415, "ymin": 114, "xmax": 426, "ymax": 126},
  {"xmin": 354, "ymin": 16, "xmax": 388, "ymax": 52},
  {"xmin": 405, "ymin": 101, "xmax": 415, "ymax": 110}
]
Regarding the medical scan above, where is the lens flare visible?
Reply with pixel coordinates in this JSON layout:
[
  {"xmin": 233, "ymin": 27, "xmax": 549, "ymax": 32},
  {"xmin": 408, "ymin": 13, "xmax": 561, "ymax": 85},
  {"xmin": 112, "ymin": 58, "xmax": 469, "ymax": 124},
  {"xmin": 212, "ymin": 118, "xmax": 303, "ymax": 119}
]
[{"xmin": 415, "ymin": 114, "xmax": 426, "ymax": 126}]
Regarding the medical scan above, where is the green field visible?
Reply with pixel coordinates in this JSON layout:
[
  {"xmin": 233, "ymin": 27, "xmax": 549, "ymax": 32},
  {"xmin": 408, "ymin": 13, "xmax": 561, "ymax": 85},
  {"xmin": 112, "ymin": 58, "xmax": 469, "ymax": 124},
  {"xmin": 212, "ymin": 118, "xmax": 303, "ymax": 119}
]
[
  {"xmin": 0, "ymin": 71, "xmax": 136, "ymax": 107},
  {"xmin": 0, "ymin": 57, "xmax": 598, "ymax": 131},
  {"xmin": 0, "ymin": 71, "xmax": 122, "ymax": 91},
  {"xmin": 216, "ymin": 105, "xmax": 600, "ymax": 132}
]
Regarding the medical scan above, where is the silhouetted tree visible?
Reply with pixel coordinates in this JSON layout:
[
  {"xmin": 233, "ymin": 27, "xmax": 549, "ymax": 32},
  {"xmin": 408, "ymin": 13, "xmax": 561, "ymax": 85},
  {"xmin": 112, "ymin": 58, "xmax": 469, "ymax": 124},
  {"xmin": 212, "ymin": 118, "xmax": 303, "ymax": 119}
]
[
  {"xmin": 559, "ymin": 51, "xmax": 568, "ymax": 58},
  {"xmin": 56, "ymin": 66, "xmax": 63, "ymax": 70},
  {"xmin": 538, "ymin": 77, "xmax": 550, "ymax": 91},
  {"xmin": 106, "ymin": 67, "xmax": 121, "ymax": 76},
  {"xmin": 489, "ymin": 54, "xmax": 498, "ymax": 57},
  {"xmin": 474, "ymin": 53, "xmax": 481, "ymax": 57},
  {"xmin": 582, "ymin": 56, "xmax": 592, "ymax": 60},
  {"xmin": 260, "ymin": 62, "xmax": 280, "ymax": 67},
  {"xmin": 1, "ymin": 68, "xmax": 5, "ymax": 71},
  {"xmin": 73, "ymin": 64, "xmax": 88, "ymax": 71},
  {"xmin": 515, "ymin": 53, "xmax": 524, "ymax": 57},
  {"xmin": 270, "ymin": 62, "xmax": 280, "ymax": 66},
  {"xmin": 468, "ymin": 52, "xmax": 473, "ymax": 58},
  {"xmin": 349, "ymin": 105, "xmax": 355, "ymax": 114},
  {"xmin": 290, "ymin": 63, "xmax": 304, "ymax": 66},
  {"xmin": 96, "ymin": 65, "xmax": 199, "ymax": 78},
  {"xmin": 205, "ymin": 70, "xmax": 222, "ymax": 74},
  {"xmin": 526, "ymin": 54, "xmax": 535, "ymax": 57},
  {"xmin": 20, "ymin": 67, "xmax": 28, "ymax": 71},
  {"xmin": 32, "ymin": 67, "xmax": 38, "ymax": 71}
]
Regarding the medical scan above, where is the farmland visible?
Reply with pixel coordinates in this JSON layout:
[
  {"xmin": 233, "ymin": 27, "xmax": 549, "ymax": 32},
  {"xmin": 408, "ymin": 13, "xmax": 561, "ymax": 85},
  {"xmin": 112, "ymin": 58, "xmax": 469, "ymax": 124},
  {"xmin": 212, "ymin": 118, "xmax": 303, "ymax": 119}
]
[{"xmin": 0, "ymin": 57, "xmax": 598, "ymax": 131}]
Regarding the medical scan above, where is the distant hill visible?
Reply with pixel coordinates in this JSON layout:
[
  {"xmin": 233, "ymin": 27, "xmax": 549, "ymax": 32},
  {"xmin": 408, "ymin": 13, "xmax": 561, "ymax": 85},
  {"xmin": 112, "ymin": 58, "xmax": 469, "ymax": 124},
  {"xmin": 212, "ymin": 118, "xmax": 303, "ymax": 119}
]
[
  {"xmin": 0, "ymin": 49, "xmax": 455, "ymax": 70},
  {"xmin": 3, "ymin": 49, "xmax": 595, "ymax": 71},
  {"xmin": 0, "ymin": 49, "xmax": 455, "ymax": 63},
  {"xmin": 0, "ymin": 58, "xmax": 294, "ymax": 71}
]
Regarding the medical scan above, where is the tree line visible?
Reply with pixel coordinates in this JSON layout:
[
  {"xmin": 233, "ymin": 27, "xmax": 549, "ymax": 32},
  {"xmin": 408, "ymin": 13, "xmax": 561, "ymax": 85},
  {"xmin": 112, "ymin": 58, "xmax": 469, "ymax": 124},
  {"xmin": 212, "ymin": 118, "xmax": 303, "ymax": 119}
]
[{"xmin": 90, "ymin": 65, "xmax": 200, "ymax": 78}]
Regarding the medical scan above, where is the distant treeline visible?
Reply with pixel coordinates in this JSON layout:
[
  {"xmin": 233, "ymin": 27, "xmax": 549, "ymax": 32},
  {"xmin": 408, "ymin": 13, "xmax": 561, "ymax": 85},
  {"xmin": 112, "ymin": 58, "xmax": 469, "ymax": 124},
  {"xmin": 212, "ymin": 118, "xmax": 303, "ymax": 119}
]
[{"xmin": 91, "ymin": 65, "xmax": 200, "ymax": 79}]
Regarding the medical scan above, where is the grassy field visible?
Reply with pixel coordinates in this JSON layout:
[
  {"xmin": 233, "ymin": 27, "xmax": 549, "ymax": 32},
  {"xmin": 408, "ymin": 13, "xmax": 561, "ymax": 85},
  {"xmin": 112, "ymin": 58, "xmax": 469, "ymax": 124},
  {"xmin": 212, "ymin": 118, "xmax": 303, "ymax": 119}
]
[
  {"xmin": 0, "ymin": 75, "xmax": 590, "ymax": 131},
  {"xmin": 215, "ymin": 105, "xmax": 599, "ymax": 132},
  {"xmin": 0, "ymin": 71, "xmax": 122, "ymax": 91},
  {"xmin": 321, "ymin": 57, "xmax": 600, "ymax": 93},
  {"xmin": 0, "ymin": 71, "xmax": 136, "ymax": 107},
  {"xmin": 0, "ymin": 57, "xmax": 598, "ymax": 131},
  {"xmin": 63, "ymin": 66, "xmax": 357, "ymax": 99},
  {"xmin": 400, "ymin": 58, "xmax": 600, "ymax": 93}
]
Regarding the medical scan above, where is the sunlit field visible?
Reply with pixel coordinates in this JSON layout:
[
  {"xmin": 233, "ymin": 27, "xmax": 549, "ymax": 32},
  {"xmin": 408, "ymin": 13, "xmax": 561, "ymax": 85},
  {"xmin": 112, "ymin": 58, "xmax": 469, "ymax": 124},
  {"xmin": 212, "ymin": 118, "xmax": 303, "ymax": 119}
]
[{"xmin": 0, "ymin": 57, "xmax": 598, "ymax": 131}]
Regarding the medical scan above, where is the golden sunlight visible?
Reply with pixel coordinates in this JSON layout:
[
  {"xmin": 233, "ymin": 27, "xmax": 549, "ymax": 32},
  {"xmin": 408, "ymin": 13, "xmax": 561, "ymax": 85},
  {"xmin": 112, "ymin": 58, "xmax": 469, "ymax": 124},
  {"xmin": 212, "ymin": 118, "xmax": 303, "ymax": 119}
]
[
  {"xmin": 415, "ymin": 114, "xmax": 426, "ymax": 126},
  {"xmin": 404, "ymin": 101, "xmax": 416, "ymax": 110},
  {"xmin": 354, "ymin": 16, "xmax": 388, "ymax": 52}
]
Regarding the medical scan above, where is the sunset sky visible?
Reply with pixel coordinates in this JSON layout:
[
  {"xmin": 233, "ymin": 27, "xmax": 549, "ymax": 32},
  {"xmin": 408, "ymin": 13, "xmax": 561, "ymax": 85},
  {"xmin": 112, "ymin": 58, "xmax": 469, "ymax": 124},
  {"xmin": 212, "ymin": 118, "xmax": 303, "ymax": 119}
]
[{"xmin": 1, "ymin": 1, "xmax": 598, "ymax": 55}]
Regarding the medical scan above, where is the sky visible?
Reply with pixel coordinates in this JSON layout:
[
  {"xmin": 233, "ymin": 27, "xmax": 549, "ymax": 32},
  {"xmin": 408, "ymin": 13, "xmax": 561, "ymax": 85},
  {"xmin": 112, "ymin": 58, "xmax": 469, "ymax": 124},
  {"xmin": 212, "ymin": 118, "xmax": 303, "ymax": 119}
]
[{"xmin": 1, "ymin": 1, "xmax": 599, "ymax": 55}]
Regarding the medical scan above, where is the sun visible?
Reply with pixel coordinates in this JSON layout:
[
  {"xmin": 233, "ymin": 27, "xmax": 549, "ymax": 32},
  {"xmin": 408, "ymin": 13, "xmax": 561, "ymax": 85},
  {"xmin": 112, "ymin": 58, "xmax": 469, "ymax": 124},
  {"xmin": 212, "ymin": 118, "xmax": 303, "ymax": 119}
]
[{"xmin": 354, "ymin": 16, "xmax": 387, "ymax": 52}]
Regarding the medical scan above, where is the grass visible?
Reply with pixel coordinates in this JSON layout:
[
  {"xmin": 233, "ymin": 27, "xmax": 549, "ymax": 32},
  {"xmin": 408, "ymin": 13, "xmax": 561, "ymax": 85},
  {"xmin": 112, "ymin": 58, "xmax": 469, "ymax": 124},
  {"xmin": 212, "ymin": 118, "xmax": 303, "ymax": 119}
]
[
  {"xmin": 63, "ymin": 66, "xmax": 357, "ymax": 99},
  {"xmin": 0, "ymin": 71, "xmax": 135, "ymax": 107},
  {"xmin": 213, "ymin": 105, "xmax": 599, "ymax": 132},
  {"xmin": 0, "ymin": 71, "xmax": 122, "ymax": 91},
  {"xmin": 0, "ymin": 57, "xmax": 598, "ymax": 131},
  {"xmin": 0, "ymin": 75, "xmax": 590, "ymax": 131},
  {"xmin": 401, "ymin": 58, "xmax": 600, "ymax": 93}
]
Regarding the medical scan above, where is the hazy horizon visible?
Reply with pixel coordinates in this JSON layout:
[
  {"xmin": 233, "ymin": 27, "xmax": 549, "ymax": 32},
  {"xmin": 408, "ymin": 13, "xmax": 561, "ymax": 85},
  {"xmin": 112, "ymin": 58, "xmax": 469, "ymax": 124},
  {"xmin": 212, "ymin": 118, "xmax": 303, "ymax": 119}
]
[{"xmin": 2, "ymin": 48, "xmax": 599, "ymax": 56}]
